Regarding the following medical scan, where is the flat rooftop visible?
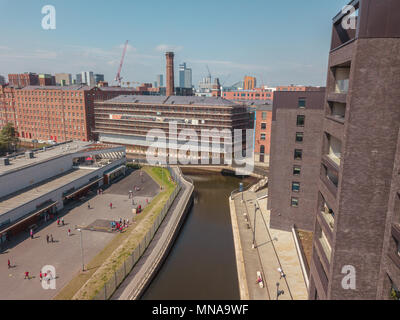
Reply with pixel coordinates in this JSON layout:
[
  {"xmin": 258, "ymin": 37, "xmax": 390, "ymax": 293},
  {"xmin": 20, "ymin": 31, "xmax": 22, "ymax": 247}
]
[
  {"xmin": 0, "ymin": 168, "xmax": 92, "ymax": 216},
  {"xmin": 0, "ymin": 141, "xmax": 92, "ymax": 176},
  {"xmin": 101, "ymin": 95, "xmax": 243, "ymax": 107},
  {"xmin": 20, "ymin": 85, "xmax": 94, "ymax": 91}
]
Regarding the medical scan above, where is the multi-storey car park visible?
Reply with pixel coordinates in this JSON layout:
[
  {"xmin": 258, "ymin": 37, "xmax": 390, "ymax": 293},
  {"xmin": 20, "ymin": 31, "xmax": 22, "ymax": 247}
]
[
  {"xmin": 0, "ymin": 141, "xmax": 126, "ymax": 247},
  {"xmin": 93, "ymin": 95, "xmax": 253, "ymax": 164}
]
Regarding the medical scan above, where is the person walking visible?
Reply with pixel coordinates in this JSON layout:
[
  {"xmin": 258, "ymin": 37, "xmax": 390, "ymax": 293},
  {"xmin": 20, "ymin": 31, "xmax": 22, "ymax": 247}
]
[
  {"xmin": 61, "ymin": 218, "xmax": 65, "ymax": 226},
  {"xmin": 109, "ymin": 202, "xmax": 113, "ymax": 210},
  {"xmin": 8, "ymin": 259, "xmax": 11, "ymax": 269},
  {"xmin": 68, "ymin": 229, "xmax": 71, "ymax": 237},
  {"xmin": 30, "ymin": 229, "xmax": 33, "ymax": 239},
  {"xmin": 50, "ymin": 234, "xmax": 53, "ymax": 243},
  {"xmin": 46, "ymin": 235, "xmax": 49, "ymax": 243},
  {"xmin": 24, "ymin": 271, "xmax": 29, "ymax": 280},
  {"xmin": 39, "ymin": 271, "xmax": 43, "ymax": 282},
  {"xmin": 88, "ymin": 202, "xmax": 90, "ymax": 210},
  {"xmin": 278, "ymin": 267, "xmax": 285, "ymax": 279},
  {"xmin": 57, "ymin": 219, "xmax": 60, "ymax": 226}
]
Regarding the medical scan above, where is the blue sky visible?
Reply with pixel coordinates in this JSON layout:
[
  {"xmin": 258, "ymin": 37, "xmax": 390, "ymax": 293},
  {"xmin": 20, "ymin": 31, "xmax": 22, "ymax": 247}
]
[{"xmin": 0, "ymin": 0, "xmax": 349, "ymax": 87}]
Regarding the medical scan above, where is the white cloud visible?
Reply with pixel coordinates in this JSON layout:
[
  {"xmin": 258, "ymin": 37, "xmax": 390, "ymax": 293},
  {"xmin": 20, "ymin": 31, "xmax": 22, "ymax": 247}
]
[
  {"xmin": 188, "ymin": 59, "xmax": 270, "ymax": 72},
  {"xmin": 155, "ymin": 44, "xmax": 183, "ymax": 52}
]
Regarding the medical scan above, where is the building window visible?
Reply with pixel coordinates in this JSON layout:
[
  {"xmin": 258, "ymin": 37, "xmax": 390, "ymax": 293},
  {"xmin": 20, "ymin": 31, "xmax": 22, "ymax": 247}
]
[
  {"xmin": 261, "ymin": 123, "xmax": 267, "ymax": 130},
  {"xmin": 319, "ymin": 230, "xmax": 332, "ymax": 262},
  {"xmin": 297, "ymin": 115, "xmax": 305, "ymax": 127},
  {"xmin": 262, "ymin": 112, "xmax": 267, "ymax": 120},
  {"xmin": 296, "ymin": 132, "xmax": 304, "ymax": 142},
  {"xmin": 294, "ymin": 149, "xmax": 302, "ymax": 160},
  {"xmin": 326, "ymin": 133, "xmax": 342, "ymax": 166},
  {"xmin": 293, "ymin": 166, "xmax": 301, "ymax": 176},
  {"xmin": 260, "ymin": 145, "xmax": 265, "ymax": 154},
  {"xmin": 260, "ymin": 133, "xmax": 266, "ymax": 141},
  {"xmin": 292, "ymin": 182, "xmax": 300, "ymax": 192},
  {"xmin": 298, "ymin": 98, "xmax": 306, "ymax": 108},
  {"xmin": 291, "ymin": 197, "xmax": 299, "ymax": 207}
]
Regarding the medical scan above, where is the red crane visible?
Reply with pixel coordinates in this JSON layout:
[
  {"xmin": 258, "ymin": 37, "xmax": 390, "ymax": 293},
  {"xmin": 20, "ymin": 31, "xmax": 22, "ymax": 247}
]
[{"xmin": 114, "ymin": 40, "xmax": 129, "ymax": 87}]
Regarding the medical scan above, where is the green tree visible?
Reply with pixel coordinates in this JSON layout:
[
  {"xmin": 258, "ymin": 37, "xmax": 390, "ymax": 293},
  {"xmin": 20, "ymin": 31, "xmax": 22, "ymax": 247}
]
[{"xmin": 0, "ymin": 122, "xmax": 19, "ymax": 154}]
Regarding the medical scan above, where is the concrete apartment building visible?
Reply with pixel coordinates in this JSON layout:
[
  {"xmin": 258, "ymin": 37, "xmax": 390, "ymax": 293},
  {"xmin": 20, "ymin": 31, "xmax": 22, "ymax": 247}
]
[
  {"xmin": 55, "ymin": 73, "xmax": 73, "ymax": 86},
  {"xmin": 93, "ymin": 95, "xmax": 252, "ymax": 163},
  {"xmin": 179, "ymin": 63, "xmax": 192, "ymax": 89},
  {"xmin": 0, "ymin": 141, "xmax": 126, "ymax": 246},
  {"xmin": 308, "ymin": 0, "xmax": 400, "ymax": 300},
  {"xmin": 94, "ymin": 74, "xmax": 105, "ymax": 85},
  {"xmin": 0, "ymin": 75, "xmax": 5, "ymax": 86},
  {"xmin": 268, "ymin": 89, "xmax": 325, "ymax": 232}
]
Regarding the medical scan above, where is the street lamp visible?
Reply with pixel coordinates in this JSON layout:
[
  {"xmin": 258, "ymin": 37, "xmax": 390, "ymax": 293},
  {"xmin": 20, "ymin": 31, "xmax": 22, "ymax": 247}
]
[
  {"xmin": 252, "ymin": 204, "xmax": 258, "ymax": 249},
  {"xmin": 76, "ymin": 228, "xmax": 85, "ymax": 272}
]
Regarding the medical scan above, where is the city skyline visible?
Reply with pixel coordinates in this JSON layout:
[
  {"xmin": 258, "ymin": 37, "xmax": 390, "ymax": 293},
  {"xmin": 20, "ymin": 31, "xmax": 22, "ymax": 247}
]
[{"xmin": 0, "ymin": 0, "xmax": 348, "ymax": 87}]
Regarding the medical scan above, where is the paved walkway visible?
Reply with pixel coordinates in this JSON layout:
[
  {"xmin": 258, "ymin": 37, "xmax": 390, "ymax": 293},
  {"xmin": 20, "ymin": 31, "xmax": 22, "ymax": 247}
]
[
  {"xmin": 112, "ymin": 167, "xmax": 194, "ymax": 300},
  {"xmin": 0, "ymin": 170, "xmax": 157, "ymax": 300},
  {"xmin": 231, "ymin": 188, "xmax": 308, "ymax": 300}
]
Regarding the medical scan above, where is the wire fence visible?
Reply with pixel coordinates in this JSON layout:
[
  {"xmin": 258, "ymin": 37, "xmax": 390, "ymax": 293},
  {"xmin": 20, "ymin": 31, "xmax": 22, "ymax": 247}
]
[{"xmin": 92, "ymin": 166, "xmax": 182, "ymax": 300}]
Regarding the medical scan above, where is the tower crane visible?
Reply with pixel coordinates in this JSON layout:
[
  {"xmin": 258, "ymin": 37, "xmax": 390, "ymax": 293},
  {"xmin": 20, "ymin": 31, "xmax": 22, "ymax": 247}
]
[{"xmin": 114, "ymin": 40, "xmax": 129, "ymax": 87}]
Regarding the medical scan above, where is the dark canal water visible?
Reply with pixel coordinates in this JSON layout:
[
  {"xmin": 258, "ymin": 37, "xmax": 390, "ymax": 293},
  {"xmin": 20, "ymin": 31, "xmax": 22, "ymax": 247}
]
[{"xmin": 141, "ymin": 168, "xmax": 257, "ymax": 300}]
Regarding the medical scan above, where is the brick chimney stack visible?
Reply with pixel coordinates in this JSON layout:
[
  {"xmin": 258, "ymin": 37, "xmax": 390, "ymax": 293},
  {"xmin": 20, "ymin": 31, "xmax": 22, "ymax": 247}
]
[{"xmin": 165, "ymin": 52, "xmax": 174, "ymax": 96}]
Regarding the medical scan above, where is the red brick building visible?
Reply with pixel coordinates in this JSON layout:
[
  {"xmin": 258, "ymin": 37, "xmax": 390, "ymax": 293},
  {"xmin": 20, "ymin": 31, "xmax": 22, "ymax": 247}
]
[
  {"xmin": 0, "ymin": 85, "xmax": 138, "ymax": 143},
  {"xmin": 254, "ymin": 104, "xmax": 273, "ymax": 166},
  {"xmin": 222, "ymin": 88, "xmax": 274, "ymax": 102},
  {"xmin": 8, "ymin": 73, "xmax": 39, "ymax": 88}
]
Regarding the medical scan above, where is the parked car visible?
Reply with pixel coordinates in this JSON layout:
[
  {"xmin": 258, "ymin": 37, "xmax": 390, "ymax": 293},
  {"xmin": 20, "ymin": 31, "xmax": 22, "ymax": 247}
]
[{"xmin": 31, "ymin": 139, "xmax": 38, "ymax": 143}]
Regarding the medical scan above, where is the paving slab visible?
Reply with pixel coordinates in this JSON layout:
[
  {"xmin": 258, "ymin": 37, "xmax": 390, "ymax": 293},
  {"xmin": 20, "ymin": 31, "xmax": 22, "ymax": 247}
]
[{"xmin": 0, "ymin": 169, "xmax": 159, "ymax": 300}]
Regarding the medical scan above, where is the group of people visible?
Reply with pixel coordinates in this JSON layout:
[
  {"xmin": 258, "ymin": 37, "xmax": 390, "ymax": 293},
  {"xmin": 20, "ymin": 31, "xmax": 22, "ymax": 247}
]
[{"xmin": 111, "ymin": 218, "xmax": 129, "ymax": 232}]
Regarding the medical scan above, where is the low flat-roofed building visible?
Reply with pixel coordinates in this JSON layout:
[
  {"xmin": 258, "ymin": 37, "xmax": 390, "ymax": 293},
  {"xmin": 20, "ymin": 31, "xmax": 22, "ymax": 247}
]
[{"xmin": 0, "ymin": 141, "xmax": 126, "ymax": 244}]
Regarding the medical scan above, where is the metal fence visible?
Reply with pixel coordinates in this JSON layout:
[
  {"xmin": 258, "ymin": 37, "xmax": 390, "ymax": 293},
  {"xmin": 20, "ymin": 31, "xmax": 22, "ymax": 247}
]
[{"xmin": 92, "ymin": 166, "xmax": 182, "ymax": 300}]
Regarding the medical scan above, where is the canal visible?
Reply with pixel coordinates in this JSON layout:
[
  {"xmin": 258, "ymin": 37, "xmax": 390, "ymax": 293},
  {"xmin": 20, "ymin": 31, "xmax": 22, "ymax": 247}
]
[{"xmin": 141, "ymin": 168, "xmax": 258, "ymax": 300}]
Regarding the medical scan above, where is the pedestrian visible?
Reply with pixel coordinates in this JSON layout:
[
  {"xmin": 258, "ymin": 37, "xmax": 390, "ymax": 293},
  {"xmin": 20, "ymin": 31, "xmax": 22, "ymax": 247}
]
[
  {"xmin": 88, "ymin": 202, "xmax": 90, "ymax": 210},
  {"xmin": 30, "ymin": 229, "xmax": 33, "ymax": 239},
  {"xmin": 46, "ymin": 234, "xmax": 49, "ymax": 243},
  {"xmin": 278, "ymin": 267, "xmax": 285, "ymax": 279},
  {"xmin": 61, "ymin": 218, "xmax": 65, "ymax": 226},
  {"xmin": 50, "ymin": 234, "xmax": 53, "ymax": 243},
  {"xmin": 109, "ymin": 202, "xmax": 113, "ymax": 210},
  {"xmin": 8, "ymin": 259, "xmax": 11, "ymax": 269},
  {"xmin": 24, "ymin": 271, "xmax": 29, "ymax": 280},
  {"xmin": 39, "ymin": 271, "xmax": 43, "ymax": 282},
  {"xmin": 57, "ymin": 219, "xmax": 60, "ymax": 226},
  {"xmin": 68, "ymin": 229, "xmax": 71, "ymax": 236}
]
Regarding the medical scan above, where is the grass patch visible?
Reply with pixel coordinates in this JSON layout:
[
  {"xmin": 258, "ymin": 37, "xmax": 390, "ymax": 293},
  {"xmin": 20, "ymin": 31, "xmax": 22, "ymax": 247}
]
[{"xmin": 54, "ymin": 166, "xmax": 176, "ymax": 300}]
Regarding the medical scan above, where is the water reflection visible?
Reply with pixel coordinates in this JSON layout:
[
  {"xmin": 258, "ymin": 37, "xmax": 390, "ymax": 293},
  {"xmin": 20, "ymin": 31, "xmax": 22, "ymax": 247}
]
[{"xmin": 141, "ymin": 168, "xmax": 257, "ymax": 300}]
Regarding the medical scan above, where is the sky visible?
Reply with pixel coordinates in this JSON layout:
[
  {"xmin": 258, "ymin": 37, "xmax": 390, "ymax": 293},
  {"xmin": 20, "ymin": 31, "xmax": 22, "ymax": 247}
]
[{"xmin": 0, "ymin": 0, "xmax": 349, "ymax": 87}]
